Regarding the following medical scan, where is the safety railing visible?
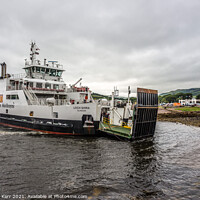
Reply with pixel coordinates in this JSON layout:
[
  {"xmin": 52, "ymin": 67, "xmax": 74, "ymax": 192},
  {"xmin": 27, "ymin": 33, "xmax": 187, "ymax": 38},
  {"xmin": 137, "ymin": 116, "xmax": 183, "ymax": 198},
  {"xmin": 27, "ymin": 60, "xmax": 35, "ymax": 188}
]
[
  {"xmin": 103, "ymin": 117, "xmax": 110, "ymax": 124},
  {"xmin": 10, "ymin": 73, "xmax": 26, "ymax": 79}
]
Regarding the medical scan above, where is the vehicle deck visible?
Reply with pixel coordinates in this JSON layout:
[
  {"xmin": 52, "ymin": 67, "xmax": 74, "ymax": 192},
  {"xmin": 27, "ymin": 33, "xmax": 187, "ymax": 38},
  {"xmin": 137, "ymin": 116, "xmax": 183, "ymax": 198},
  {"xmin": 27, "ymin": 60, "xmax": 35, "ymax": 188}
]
[{"xmin": 99, "ymin": 122, "xmax": 132, "ymax": 139}]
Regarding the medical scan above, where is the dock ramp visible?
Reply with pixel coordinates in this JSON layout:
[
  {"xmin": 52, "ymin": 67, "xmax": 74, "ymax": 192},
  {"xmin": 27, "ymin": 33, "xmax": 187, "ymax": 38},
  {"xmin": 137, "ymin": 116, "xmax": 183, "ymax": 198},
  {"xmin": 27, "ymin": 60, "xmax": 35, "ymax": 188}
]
[
  {"xmin": 99, "ymin": 88, "xmax": 158, "ymax": 140},
  {"xmin": 131, "ymin": 88, "xmax": 158, "ymax": 139}
]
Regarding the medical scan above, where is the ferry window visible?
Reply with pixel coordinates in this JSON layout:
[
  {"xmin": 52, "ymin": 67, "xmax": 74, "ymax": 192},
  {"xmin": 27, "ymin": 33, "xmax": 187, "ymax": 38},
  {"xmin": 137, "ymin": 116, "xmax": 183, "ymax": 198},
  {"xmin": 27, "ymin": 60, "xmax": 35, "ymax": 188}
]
[
  {"xmin": 6, "ymin": 95, "xmax": 10, "ymax": 99},
  {"xmin": 32, "ymin": 67, "xmax": 35, "ymax": 72},
  {"xmin": 30, "ymin": 82, "xmax": 34, "ymax": 87},
  {"xmin": 19, "ymin": 82, "xmax": 23, "ymax": 90},
  {"xmin": 56, "ymin": 70, "xmax": 62, "ymax": 77},
  {"xmin": 41, "ymin": 68, "xmax": 45, "ymax": 73},
  {"xmin": 50, "ymin": 69, "xmax": 56, "ymax": 76},
  {"xmin": 46, "ymin": 68, "xmax": 49, "ymax": 74},
  {"xmin": 36, "ymin": 67, "xmax": 40, "ymax": 73},
  {"xmin": 11, "ymin": 95, "xmax": 19, "ymax": 100},
  {"xmin": 45, "ymin": 83, "xmax": 51, "ymax": 89},
  {"xmin": 10, "ymin": 81, "xmax": 15, "ymax": 86},
  {"xmin": 30, "ymin": 111, "xmax": 34, "ymax": 116},
  {"xmin": 53, "ymin": 84, "xmax": 59, "ymax": 90},
  {"xmin": 6, "ymin": 109, "xmax": 8, "ymax": 114},
  {"xmin": 36, "ymin": 83, "xmax": 43, "ymax": 88}
]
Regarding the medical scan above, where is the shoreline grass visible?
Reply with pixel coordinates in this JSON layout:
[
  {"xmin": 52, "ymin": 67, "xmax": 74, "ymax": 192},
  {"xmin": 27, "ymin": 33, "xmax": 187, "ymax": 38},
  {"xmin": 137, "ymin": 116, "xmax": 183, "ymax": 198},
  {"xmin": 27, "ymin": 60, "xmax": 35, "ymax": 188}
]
[{"xmin": 175, "ymin": 107, "xmax": 200, "ymax": 112}]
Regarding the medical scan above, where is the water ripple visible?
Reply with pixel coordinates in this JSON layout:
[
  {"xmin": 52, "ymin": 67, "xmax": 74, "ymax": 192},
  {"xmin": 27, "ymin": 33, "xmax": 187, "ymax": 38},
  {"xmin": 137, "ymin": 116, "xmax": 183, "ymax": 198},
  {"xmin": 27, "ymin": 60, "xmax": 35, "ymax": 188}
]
[{"xmin": 0, "ymin": 122, "xmax": 200, "ymax": 199}]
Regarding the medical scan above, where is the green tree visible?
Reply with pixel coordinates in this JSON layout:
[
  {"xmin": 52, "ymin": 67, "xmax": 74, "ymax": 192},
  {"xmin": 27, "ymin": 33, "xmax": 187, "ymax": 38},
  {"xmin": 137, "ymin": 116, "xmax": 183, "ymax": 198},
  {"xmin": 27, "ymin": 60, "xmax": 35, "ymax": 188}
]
[
  {"xmin": 161, "ymin": 97, "xmax": 167, "ymax": 103},
  {"xmin": 196, "ymin": 94, "xmax": 200, "ymax": 99},
  {"xmin": 175, "ymin": 92, "xmax": 184, "ymax": 98},
  {"xmin": 130, "ymin": 97, "xmax": 137, "ymax": 103},
  {"xmin": 165, "ymin": 95, "xmax": 177, "ymax": 103},
  {"xmin": 185, "ymin": 93, "xmax": 192, "ymax": 99}
]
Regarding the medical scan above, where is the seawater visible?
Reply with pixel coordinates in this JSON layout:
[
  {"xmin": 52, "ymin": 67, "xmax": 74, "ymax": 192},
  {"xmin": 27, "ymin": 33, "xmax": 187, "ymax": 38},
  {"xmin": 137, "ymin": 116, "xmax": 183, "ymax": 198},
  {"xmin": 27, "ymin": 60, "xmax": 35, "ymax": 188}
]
[{"xmin": 0, "ymin": 122, "xmax": 200, "ymax": 200}]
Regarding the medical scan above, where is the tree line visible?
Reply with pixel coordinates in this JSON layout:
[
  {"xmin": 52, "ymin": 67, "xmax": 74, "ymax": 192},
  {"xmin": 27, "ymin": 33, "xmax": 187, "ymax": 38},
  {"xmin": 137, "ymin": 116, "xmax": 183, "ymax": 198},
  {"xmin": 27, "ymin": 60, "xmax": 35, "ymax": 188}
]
[{"xmin": 158, "ymin": 93, "xmax": 200, "ymax": 103}]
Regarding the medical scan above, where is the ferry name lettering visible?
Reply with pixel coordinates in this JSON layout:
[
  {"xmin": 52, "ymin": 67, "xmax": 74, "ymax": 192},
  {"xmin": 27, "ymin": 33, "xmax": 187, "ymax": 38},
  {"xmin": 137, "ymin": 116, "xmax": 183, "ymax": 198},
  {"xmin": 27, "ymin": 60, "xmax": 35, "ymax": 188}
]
[
  {"xmin": 1, "ymin": 104, "xmax": 15, "ymax": 108},
  {"xmin": 73, "ymin": 106, "xmax": 90, "ymax": 110}
]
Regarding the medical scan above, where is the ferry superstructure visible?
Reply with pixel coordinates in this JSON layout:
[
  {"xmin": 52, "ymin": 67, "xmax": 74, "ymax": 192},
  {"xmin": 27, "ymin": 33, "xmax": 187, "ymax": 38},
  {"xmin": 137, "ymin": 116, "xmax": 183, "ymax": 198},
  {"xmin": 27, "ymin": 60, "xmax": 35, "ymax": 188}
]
[{"xmin": 0, "ymin": 42, "xmax": 101, "ymax": 135}]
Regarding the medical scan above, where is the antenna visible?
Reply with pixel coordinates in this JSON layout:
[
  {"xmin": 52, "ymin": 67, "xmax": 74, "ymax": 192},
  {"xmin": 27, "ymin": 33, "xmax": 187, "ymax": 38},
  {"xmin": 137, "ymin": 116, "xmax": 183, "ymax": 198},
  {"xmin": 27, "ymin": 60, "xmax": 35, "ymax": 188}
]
[
  {"xmin": 30, "ymin": 42, "xmax": 40, "ymax": 65},
  {"xmin": 128, "ymin": 86, "xmax": 131, "ymax": 104},
  {"xmin": 114, "ymin": 86, "xmax": 119, "ymax": 97}
]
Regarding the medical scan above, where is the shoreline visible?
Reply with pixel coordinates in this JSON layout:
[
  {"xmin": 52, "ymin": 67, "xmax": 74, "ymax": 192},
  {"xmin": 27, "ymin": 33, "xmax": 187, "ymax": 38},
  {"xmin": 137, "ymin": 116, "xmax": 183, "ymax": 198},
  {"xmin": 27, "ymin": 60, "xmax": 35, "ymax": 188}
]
[{"xmin": 157, "ymin": 108, "xmax": 200, "ymax": 127}]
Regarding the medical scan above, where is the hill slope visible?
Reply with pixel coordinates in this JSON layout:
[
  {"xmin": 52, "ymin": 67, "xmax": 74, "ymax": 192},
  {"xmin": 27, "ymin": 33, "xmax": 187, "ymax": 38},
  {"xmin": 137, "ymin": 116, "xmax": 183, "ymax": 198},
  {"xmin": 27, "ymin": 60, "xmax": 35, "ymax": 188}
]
[
  {"xmin": 160, "ymin": 88, "xmax": 200, "ymax": 97},
  {"xmin": 92, "ymin": 93, "xmax": 137, "ymax": 102}
]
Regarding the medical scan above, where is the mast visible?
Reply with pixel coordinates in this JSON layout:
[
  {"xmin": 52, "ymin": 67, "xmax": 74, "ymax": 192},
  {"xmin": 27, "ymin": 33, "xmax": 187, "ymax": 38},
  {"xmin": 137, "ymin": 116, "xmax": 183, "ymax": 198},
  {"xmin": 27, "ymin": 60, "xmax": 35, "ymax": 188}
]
[
  {"xmin": 128, "ymin": 86, "xmax": 131, "ymax": 105},
  {"xmin": 30, "ymin": 42, "xmax": 40, "ymax": 65}
]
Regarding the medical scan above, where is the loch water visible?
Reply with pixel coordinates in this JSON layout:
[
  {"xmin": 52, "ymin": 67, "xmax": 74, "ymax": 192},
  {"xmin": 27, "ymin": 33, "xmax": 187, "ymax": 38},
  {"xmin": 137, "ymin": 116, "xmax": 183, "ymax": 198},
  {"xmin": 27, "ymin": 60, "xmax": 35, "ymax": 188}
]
[{"xmin": 0, "ymin": 122, "xmax": 200, "ymax": 200}]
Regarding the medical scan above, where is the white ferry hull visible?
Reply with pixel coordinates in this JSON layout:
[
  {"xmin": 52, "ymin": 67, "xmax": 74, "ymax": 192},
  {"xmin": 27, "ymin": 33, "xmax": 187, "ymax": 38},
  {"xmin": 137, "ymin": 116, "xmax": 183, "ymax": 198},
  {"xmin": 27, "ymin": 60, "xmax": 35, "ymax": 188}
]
[
  {"xmin": 0, "ymin": 42, "xmax": 101, "ymax": 135},
  {"xmin": 0, "ymin": 103, "xmax": 101, "ymax": 135},
  {"xmin": 0, "ymin": 113, "xmax": 100, "ymax": 135}
]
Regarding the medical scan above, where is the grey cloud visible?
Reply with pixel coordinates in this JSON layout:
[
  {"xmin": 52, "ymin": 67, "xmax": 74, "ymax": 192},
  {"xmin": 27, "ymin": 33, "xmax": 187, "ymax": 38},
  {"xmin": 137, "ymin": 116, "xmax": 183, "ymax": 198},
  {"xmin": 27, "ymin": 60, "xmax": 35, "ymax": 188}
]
[{"xmin": 0, "ymin": 0, "xmax": 200, "ymax": 96}]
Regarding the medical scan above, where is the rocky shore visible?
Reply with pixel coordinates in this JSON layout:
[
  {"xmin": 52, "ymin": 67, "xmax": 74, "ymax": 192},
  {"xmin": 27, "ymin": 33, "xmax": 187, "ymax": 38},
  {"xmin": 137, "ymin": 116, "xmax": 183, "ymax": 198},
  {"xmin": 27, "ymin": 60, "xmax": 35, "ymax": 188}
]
[{"xmin": 158, "ymin": 108, "xmax": 200, "ymax": 127}]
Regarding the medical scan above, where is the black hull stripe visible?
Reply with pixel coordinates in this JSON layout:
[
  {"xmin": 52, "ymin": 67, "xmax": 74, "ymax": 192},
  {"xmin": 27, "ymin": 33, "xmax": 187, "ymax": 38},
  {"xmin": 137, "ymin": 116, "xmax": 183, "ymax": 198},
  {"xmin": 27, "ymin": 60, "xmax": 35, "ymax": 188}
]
[
  {"xmin": 0, "ymin": 122, "xmax": 81, "ymax": 135},
  {"xmin": 0, "ymin": 114, "xmax": 100, "ymax": 135}
]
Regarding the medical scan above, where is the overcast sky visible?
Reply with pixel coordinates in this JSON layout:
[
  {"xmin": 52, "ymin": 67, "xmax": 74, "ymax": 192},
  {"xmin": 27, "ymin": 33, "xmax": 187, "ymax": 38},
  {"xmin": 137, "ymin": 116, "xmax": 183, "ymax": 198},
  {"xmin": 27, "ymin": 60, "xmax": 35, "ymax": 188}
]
[{"xmin": 1, "ymin": 0, "xmax": 200, "ymax": 96}]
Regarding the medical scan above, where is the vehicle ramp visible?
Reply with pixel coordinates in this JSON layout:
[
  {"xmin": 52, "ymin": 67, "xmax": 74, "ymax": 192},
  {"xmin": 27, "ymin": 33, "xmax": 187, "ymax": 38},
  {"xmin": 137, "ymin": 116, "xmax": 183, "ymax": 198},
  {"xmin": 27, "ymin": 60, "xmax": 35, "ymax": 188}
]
[
  {"xmin": 99, "ymin": 88, "xmax": 158, "ymax": 140},
  {"xmin": 131, "ymin": 88, "xmax": 158, "ymax": 139}
]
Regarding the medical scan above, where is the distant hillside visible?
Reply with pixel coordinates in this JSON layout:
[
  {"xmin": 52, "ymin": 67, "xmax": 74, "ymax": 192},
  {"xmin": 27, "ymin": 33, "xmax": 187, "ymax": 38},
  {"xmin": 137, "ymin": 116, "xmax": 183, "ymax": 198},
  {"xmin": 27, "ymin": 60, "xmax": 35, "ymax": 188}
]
[
  {"xmin": 92, "ymin": 92, "xmax": 137, "ymax": 102},
  {"xmin": 92, "ymin": 92, "xmax": 126, "ymax": 100},
  {"xmin": 92, "ymin": 93, "xmax": 111, "ymax": 100},
  {"xmin": 160, "ymin": 88, "xmax": 200, "ymax": 97}
]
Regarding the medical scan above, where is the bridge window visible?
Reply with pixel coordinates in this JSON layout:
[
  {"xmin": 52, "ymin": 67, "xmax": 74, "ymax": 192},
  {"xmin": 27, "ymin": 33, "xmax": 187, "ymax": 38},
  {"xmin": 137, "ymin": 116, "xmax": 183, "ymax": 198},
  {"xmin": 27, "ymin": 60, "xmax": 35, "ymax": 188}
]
[
  {"xmin": 50, "ymin": 69, "xmax": 56, "ymax": 76},
  {"xmin": 56, "ymin": 70, "xmax": 62, "ymax": 77},
  {"xmin": 45, "ymin": 83, "xmax": 51, "ymax": 89},
  {"xmin": 25, "ymin": 68, "xmax": 29, "ymax": 74},
  {"xmin": 41, "ymin": 68, "xmax": 45, "ymax": 73},
  {"xmin": 53, "ymin": 84, "xmax": 59, "ymax": 90},
  {"xmin": 46, "ymin": 68, "xmax": 49, "ymax": 74},
  {"xmin": 36, "ymin": 67, "xmax": 40, "ymax": 73},
  {"xmin": 32, "ymin": 67, "xmax": 35, "ymax": 72}
]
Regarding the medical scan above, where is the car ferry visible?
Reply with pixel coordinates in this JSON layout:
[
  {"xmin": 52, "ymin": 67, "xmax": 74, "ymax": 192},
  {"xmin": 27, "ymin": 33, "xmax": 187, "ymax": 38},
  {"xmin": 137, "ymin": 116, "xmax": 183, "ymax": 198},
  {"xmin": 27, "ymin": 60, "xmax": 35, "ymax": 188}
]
[{"xmin": 0, "ymin": 42, "xmax": 101, "ymax": 135}]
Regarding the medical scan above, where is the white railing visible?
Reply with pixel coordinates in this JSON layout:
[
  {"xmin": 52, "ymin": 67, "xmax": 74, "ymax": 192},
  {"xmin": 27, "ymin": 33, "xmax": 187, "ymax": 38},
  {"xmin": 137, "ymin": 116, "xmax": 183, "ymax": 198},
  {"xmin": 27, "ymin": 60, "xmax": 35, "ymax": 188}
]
[
  {"xmin": 27, "ymin": 98, "xmax": 67, "ymax": 106},
  {"xmin": 40, "ymin": 98, "xmax": 67, "ymax": 106},
  {"xmin": 10, "ymin": 73, "xmax": 26, "ymax": 79},
  {"xmin": 23, "ymin": 87, "xmax": 40, "ymax": 105},
  {"xmin": 6, "ymin": 86, "xmax": 16, "ymax": 91}
]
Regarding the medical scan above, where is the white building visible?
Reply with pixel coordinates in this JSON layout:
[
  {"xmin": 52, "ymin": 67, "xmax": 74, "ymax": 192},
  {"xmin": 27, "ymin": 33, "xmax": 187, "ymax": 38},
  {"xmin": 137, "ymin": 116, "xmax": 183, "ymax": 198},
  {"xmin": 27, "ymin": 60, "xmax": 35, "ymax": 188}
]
[{"xmin": 179, "ymin": 98, "xmax": 200, "ymax": 105}]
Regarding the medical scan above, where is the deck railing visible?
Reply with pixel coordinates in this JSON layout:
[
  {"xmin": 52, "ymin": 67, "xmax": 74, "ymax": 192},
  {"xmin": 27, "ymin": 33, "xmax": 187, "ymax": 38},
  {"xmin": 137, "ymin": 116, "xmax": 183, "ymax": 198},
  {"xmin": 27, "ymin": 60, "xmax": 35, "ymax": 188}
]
[
  {"xmin": 27, "ymin": 98, "xmax": 68, "ymax": 106},
  {"xmin": 10, "ymin": 73, "xmax": 26, "ymax": 79}
]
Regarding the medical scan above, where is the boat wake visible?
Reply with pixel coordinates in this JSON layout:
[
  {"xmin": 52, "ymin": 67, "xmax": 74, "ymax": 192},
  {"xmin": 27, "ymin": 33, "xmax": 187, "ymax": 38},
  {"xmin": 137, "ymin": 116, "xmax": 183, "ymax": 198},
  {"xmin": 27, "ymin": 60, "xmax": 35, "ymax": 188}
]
[{"xmin": 0, "ymin": 126, "xmax": 40, "ymax": 136}]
